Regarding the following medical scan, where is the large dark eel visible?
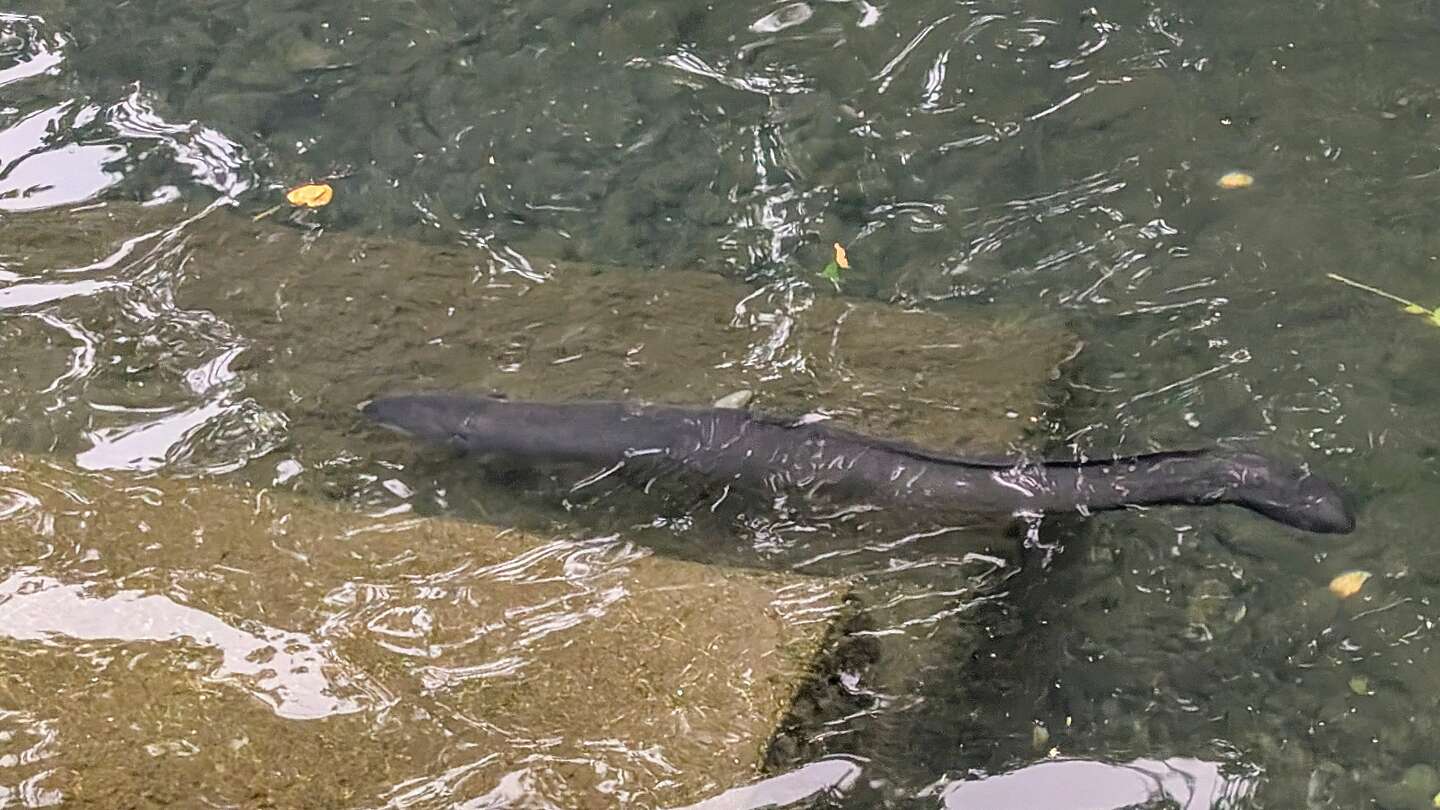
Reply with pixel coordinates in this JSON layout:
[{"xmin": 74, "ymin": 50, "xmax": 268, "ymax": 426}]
[{"xmin": 360, "ymin": 394, "xmax": 1355, "ymax": 534}]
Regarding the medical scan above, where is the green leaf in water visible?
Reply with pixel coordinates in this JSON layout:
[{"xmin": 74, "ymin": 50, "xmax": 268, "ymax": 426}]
[
  {"xmin": 1349, "ymin": 675, "xmax": 1371, "ymax": 695},
  {"xmin": 821, "ymin": 242, "xmax": 849, "ymax": 285},
  {"xmin": 1404, "ymin": 304, "xmax": 1427, "ymax": 315}
]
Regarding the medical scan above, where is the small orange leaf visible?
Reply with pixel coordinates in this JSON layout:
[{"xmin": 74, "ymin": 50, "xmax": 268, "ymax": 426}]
[
  {"xmin": 833, "ymin": 242, "xmax": 850, "ymax": 270},
  {"xmin": 285, "ymin": 182, "xmax": 334, "ymax": 208},
  {"xmin": 1328, "ymin": 570, "xmax": 1371, "ymax": 599},
  {"xmin": 1216, "ymin": 171, "xmax": 1255, "ymax": 190}
]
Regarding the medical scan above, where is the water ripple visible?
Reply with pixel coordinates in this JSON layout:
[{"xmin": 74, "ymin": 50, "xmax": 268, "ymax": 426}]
[
  {"xmin": 0, "ymin": 708, "xmax": 62, "ymax": 808},
  {"xmin": 0, "ymin": 14, "xmax": 65, "ymax": 90},
  {"xmin": 0, "ymin": 487, "xmax": 41, "ymax": 523},
  {"xmin": 0, "ymin": 569, "xmax": 385, "ymax": 720}
]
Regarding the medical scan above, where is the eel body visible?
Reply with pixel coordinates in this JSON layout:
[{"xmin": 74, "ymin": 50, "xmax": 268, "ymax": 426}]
[{"xmin": 361, "ymin": 394, "xmax": 1355, "ymax": 534}]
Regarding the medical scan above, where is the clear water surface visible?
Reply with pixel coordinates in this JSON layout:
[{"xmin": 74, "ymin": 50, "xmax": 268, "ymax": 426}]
[{"xmin": 3, "ymin": 0, "xmax": 1440, "ymax": 806}]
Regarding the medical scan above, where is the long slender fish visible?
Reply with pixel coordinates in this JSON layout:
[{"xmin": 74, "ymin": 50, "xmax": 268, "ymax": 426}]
[{"xmin": 361, "ymin": 394, "xmax": 1355, "ymax": 534}]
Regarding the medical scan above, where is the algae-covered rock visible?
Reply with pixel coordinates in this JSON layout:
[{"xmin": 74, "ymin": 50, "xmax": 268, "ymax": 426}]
[{"xmin": 0, "ymin": 453, "xmax": 842, "ymax": 807}]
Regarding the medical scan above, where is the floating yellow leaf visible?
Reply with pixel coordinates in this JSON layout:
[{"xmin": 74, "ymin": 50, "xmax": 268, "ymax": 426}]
[
  {"xmin": 1348, "ymin": 675, "xmax": 1370, "ymax": 695},
  {"xmin": 833, "ymin": 242, "xmax": 850, "ymax": 270},
  {"xmin": 1217, "ymin": 171, "xmax": 1255, "ymax": 190},
  {"xmin": 1403, "ymin": 305, "xmax": 1440, "ymax": 328},
  {"xmin": 1328, "ymin": 570, "xmax": 1371, "ymax": 599},
  {"xmin": 286, "ymin": 182, "xmax": 334, "ymax": 208}
]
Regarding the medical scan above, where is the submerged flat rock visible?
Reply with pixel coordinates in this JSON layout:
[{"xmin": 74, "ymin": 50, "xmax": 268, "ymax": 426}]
[
  {"xmin": 1, "ymin": 201, "xmax": 1077, "ymax": 805},
  {"xmin": 0, "ymin": 453, "xmax": 841, "ymax": 808}
]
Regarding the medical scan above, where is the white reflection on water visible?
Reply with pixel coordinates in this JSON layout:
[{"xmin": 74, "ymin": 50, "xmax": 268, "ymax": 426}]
[
  {"xmin": 750, "ymin": 2, "xmax": 813, "ymax": 34},
  {"xmin": 108, "ymin": 86, "xmax": 256, "ymax": 200},
  {"xmin": 0, "ymin": 569, "xmax": 385, "ymax": 721},
  {"xmin": 937, "ymin": 756, "xmax": 1257, "ymax": 810},
  {"xmin": 0, "ymin": 278, "xmax": 120, "ymax": 311},
  {"xmin": 672, "ymin": 757, "xmax": 863, "ymax": 810},
  {"xmin": 0, "ymin": 14, "xmax": 253, "ymax": 210},
  {"xmin": 0, "ymin": 142, "xmax": 124, "ymax": 213},
  {"xmin": 75, "ymin": 399, "xmax": 234, "ymax": 472},
  {"xmin": 0, "ymin": 101, "xmax": 124, "ymax": 213},
  {"xmin": 0, "ymin": 14, "xmax": 64, "ymax": 90},
  {"xmin": 76, "ymin": 343, "xmax": 288, "ymax": 474}
]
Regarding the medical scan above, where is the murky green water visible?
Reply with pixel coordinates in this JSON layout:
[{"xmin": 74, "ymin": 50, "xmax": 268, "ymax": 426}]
[{"xmin": 4, "ymin": 0, "xmax": 1440, "ymax": 806}]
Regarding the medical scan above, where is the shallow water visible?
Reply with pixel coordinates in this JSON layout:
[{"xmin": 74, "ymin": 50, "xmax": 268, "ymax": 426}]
[{"xmin": 3, "ymin": 0, "xmax": 1440, "ymax": 806}]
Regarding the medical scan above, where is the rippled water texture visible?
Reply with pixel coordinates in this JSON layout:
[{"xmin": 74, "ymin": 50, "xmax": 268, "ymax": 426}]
[{"xmin": 4, "ymin": 0, "xmax": 1440, "ymax": 807}]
